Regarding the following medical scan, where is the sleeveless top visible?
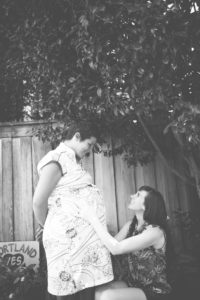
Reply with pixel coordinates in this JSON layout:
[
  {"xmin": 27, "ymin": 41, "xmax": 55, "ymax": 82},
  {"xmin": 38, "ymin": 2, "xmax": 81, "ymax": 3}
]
[
  {"xmin": 114, "ymin": 223, "xmax": 171, "ymax": 296},
  {"xmin": 126, "ymin": 223, "xmax": 171, "ymax": 295}
]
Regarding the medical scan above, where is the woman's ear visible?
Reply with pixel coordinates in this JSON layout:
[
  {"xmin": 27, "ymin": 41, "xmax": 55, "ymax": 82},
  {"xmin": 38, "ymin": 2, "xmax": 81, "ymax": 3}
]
[{"xmin": 75, "ymin": 132, "xmax": 81, "ymax": 141}]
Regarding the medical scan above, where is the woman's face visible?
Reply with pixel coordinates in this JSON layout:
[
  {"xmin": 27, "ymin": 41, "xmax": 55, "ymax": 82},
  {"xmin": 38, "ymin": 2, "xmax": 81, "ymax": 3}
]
[
  {"xmin": 75, "ymin": 135, "xmax": 97, "ymax": 159},
  {"xmin": 128, "ymin": 190, "xmax": 148, "ymax": 211}
]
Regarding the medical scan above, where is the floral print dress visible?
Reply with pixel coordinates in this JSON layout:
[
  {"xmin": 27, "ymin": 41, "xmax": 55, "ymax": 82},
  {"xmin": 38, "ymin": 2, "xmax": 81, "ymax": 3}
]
[{"xmin": 37, "ymin": 143, "xmax": 113, "ymax": 296}]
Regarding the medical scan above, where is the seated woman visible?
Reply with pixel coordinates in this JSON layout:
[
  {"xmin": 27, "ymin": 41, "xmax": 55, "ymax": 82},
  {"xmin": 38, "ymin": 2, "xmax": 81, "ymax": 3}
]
[{"xmin": 79, "ymin": 186, "xmax": 173, "ymax": 300}]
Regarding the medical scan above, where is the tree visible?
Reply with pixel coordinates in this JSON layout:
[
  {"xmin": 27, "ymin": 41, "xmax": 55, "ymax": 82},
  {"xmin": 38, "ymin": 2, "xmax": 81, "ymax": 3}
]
[{"xmin": 1, "ymin": 0, "xmax": 200, "ymax": 195}]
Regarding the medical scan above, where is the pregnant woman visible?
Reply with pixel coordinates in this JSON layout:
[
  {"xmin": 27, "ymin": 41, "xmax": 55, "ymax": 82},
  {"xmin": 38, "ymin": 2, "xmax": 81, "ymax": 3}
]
[{"xmin": 33, "ymin": 121, "xmax": 113, "ymax": 300}]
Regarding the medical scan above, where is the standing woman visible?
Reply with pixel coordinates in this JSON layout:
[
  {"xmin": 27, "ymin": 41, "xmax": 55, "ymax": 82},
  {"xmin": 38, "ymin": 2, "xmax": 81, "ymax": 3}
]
[
  {"xmin": 79, "ymin": 186, "xmax": 172, "ymax": 300},
  {"xmin": 33, "ymin": 121, "xmax": 114, "ymax": 300}
]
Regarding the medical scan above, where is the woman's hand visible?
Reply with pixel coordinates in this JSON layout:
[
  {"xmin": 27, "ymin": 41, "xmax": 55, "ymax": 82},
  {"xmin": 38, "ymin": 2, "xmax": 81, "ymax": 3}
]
[
  {"xmin": 78, "ymin": 201, "xmax": 120, "ymax": 255},
  {"xmin": 35, "ymin": 225, "xmax": 44, "ymax": 242}
]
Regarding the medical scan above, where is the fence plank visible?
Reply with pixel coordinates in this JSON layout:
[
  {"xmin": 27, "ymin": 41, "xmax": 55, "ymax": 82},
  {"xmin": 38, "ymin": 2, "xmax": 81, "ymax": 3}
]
[
  {"xmin": 143, "ymin": 162, "xmax": 157, "ymax": 188},
  {"xmin": 134, "ymin": 164, "xmax": 145, "ymax": 189},
  {"xmin": 0, "ymin": 139, "xmax": 3, "ymax": 241},
  {"xmin": 172, "ymin": 156, "xmax": 192, "ymax": 250},
  {"xmin": 0, "ymin": 125, "xmax": 34, "ymax": 138},
  {"xmin": 0, "ymin": 139, "xmax": 14, "ymax": 241},
  {"xmin": 155, "ymin": 156, "xmax": 183, "ymax": 252},
  {"xmin": 155, "ymin": 156, "xmax": 171, "ymax": 216},
  {"xmin": 135, "ymin": 162, "xmax": 156, "ymax": 189},
  {"xmin": 174, "ymin": 155, "xmax": 191, "ymax": 212},
  {"xmin": 0, "ymin": 140, "xmax": 2, "ymax": 240},
  {"xmin": 94, "ymin": 150, "xmax": 118, "ymax": 235},
  {"xmin": 13, "ymin": 137, "xmax": 34, "ymax": 241},
  {"xmin": 113, "ymin": 153, "xmax": 136, "ymax": 229},
  {"xmin": 0, "ymin": 121, "xmax": 56, "ymax": 138}
]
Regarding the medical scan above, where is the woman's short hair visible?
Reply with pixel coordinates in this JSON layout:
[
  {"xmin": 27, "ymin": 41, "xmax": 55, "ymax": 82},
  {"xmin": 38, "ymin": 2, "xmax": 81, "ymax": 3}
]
[{"xmin": 62, "ymin": 121, "xmax": 100, "ymax": 141}]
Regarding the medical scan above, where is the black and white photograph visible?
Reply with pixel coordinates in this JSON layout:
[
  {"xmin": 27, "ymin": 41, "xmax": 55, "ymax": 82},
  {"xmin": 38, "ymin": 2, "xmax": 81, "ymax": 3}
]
[{"xmin": 0, "ymin": 1, "xmax": 200, "ymax": 300}]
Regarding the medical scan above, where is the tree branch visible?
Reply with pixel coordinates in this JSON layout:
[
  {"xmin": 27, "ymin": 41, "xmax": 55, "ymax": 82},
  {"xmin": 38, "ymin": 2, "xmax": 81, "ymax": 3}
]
[{"xmin": 137, "ymin": 113, "xmax": 195, "ymax": 188}]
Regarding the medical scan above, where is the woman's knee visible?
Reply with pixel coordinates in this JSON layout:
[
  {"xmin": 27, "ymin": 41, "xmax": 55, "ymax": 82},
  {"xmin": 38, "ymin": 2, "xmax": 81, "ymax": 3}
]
[
  {"xmin": 56, "ymin": 295, "xmax": 78, "ymax": 300},
  {"xmin": 95, "ymin": 280, "xmax": 128, "ymax": 300},
  {"xmin": 95, "ymin": 289, "xmax": 115, "ymax": 300}
]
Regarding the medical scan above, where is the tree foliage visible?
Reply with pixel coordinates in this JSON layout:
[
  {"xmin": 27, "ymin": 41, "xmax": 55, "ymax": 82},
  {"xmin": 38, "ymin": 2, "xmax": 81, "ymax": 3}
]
[{"xmin": 1, "ymin": 0, "xmax": 200, "ymax": 192}]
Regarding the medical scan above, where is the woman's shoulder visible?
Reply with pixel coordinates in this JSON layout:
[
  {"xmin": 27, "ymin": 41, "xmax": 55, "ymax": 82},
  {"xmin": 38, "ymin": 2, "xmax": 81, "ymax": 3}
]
[
  {"xmin": 37, "ymin": 144, "xmax": 76, "ymax": 176},
  {"xmin": 145, "ymin": 224, "xmax": 164, "ymax": 235},
  {"xmin": 54, "ymin": 143, "xmax": 75, "ymax": 160},
  {"xmin": 144, "ymin": 225, "xmax": 166, "ymax": 249},
  {"xmin": 141, "ymin": 225, "xmax": 164, "ymax": 243},
  {"xmin": 39, "ymin": 144, "xmax": 72, "ymax": 162}
]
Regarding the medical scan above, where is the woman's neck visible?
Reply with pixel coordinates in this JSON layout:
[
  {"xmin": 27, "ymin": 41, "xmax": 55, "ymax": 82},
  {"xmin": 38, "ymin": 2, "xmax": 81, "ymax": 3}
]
[
  {"xmin": 135, "ymin": 211, "xmax": 145, "ymax": 229},
  {"xmin": 63, "ymin": 140, "xmax": 74, "ymax": 150},
  {"xmin": 63, "ymin": 140, "xmax": 81, "ymax": 163}
]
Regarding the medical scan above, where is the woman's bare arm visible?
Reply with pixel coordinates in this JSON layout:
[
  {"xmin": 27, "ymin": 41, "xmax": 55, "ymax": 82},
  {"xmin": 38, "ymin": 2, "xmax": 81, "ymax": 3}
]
[
  {"xmin": 87, "ymin": 212, "xmax": 163, "ymax": 255},
  {"xmin": 114, "ymin": 221, "xmax": 131, "ymax": 241},
  {"xmin": 33, "ymin": 162, "xmax": 62, "ymax": 227}
]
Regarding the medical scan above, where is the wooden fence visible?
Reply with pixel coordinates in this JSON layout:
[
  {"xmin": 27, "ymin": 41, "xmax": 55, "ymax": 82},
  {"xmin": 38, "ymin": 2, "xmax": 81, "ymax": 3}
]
[{"xmin": 0, "ymin": 121, "xmax": 196, "ymax": 252}]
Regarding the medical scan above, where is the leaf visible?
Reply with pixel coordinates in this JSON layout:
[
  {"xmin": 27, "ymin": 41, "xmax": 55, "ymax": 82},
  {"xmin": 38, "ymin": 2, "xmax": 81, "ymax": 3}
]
[
  {"xmin": 114, "ymin": 107, "xmax": 118, "ymax": 116},
  {"xmin": 68, "ymin": 77, "xmax": 76, "ymax": 83},
  {"xmin": 97, "ymin": 88, "xmax": 102, "ymax": 97},
  {"xmin": 13, "ymin": 277, "xmax": 20, "ymax": 284},
  {"xmin": 89, "ymin": 61, "xmax": 97, "ymax": 70},
  {"xmin": 79, "ymin": 15, "xmax": 89, "ymax": 29},
  {"xmin": 131, "ymin": 88, "xmax": 135, "ymax": 98}
]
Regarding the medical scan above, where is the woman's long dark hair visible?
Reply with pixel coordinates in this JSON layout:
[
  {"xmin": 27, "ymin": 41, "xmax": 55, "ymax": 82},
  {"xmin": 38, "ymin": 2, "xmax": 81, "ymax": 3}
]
[{"xmin": 127, "ymin": 186, "xmax": 174, "ymax": 281}]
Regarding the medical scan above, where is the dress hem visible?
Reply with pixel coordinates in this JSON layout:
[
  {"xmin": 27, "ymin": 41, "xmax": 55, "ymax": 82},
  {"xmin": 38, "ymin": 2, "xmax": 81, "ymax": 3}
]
[{"xmin": 48, "ymin": 276, "xmax": 114, "ymax": 296}]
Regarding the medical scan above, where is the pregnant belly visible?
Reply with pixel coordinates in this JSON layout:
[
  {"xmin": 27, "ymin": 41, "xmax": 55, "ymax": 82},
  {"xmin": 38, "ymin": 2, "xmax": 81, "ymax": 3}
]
[
  {"xmin": 50, "ymin": 185, "xmax": 105, "ymax": 219},
  {"xmin": 46, "ymin": 185, "xmax": 106, "ymax": 239},
  {"xmin": 43, "ymin": 199, "xmax": 106, "ymax": 254}
]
